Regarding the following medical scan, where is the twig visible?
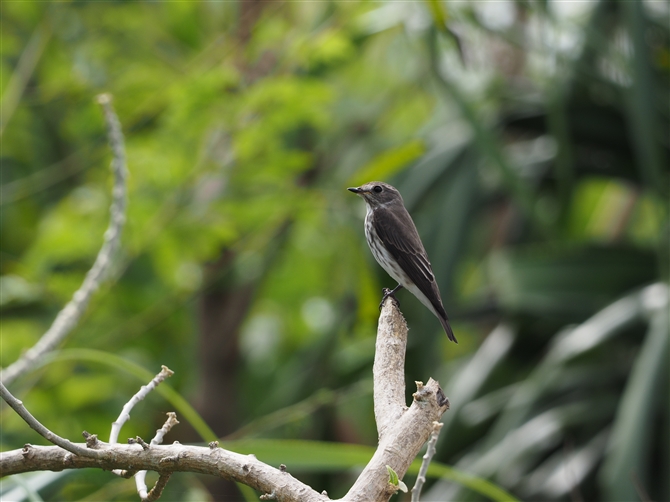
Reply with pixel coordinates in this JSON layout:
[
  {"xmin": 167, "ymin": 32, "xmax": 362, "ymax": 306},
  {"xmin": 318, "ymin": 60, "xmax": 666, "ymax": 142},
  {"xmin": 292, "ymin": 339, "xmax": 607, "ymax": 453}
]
[
  {"xmin": 1, "ymin": 294, "xmax": 448, "ymax": 502},
  {"xmin": 134, "ymin": 412, "xmax": 180, "ymax": 500},
  {"xmin": 110, "ymin": 368, "xmax": 176, "ymax": 499},
  {"xmin": 411, "ymin": 422, "xmax": 444, "ymax": 502},
  {"xmin": 152, "ymin": 412, "xmax": 179, "ymax": 446},
  {"xmin": 141, "ymin": 473, "xmax": 172, "ymax": 502},
  {"xmin": 0, "ymin": 93, "xmax": 128, "ymax": 386},
  {"xmin": 109, "ymin": 366, "xmax": 174, "ymax": 444},
  {"xmin": 108, "ymin": 365, "xmax": 174, "ymax": 484},
  {"xmin": 0, "ymin": 382, "xmax": 100, "ymax": 459}
]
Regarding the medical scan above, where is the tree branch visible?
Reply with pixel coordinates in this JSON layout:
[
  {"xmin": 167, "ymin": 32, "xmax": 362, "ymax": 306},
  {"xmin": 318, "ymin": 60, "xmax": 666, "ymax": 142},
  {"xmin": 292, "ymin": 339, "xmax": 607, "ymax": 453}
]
[
  {"xmin": 0, "ymin": 297, "xmax": 448, "ymax": 502},
  {"xmin": 0, "ymin": 382, "xmax": 101, "ymax": 460},
  {"xmin": 106, "ymin": 364, "xmax": 176, "ymax": 498},
  {"xmin": 0, "ymin": 442, "xmax": 329, "ymax": 502},
  {"xmin": 0, "ymin": 93, "xmax": 128, "ymax": 386},
  {"xmin": 110, "ymin": 366, "xmax": 174, "ymax": 445},
  {"xmin": 134, "ymin": 412, "xmax": 180, "ymax": 499},
  {"xmin": 337, "ymin": 298, "xmax": 450, "ymax": 502},
  {"xmin": 411, "ymin": 421, "xmax": 444, "ymax": 501},
  {"xmin": 373, "ymin": 296, "xmax": 408, "ymax": 438},
  {"xmin": 141, "ymin": 472, "xmax": 172, "ymax": 502}
]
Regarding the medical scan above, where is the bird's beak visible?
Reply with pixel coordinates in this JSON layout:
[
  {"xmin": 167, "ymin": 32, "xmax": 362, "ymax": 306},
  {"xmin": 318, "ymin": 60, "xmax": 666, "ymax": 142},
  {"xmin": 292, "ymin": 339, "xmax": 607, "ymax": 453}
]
[{"xmin": 347, "ymin": 187, "xmax": 361, "ymax": 194}]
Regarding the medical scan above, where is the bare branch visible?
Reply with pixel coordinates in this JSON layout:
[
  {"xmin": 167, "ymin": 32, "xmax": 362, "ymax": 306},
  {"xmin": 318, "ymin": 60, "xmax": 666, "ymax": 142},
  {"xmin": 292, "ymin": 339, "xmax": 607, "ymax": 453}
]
[
  {"xmin": 411, "ymin": 421, "xmax": 444, "ymax": 502},
  {"xmin": 373, "ymin": 296, "xmax": 408, "ymax": 438},
  {"xmin": 338, "ymin": 300, "xmax": 450, "ymax": 502},
  {"xmin": 0, "ymin": 284, "xmax": 447, "ymax": 502},
  {"xmin": 0, "ymin": 382, "xmax": 100, "ymax": 459},
  {"xmin": 142, "ymin": 473, "xmax": 172, "ymax": 502},
  {"xmin": 0, "ymin": 94, "xmax": 128, "ymax": 386},
  {"xmin": 0, "ymin": 443, "xmax": 330, "ymax": 502},
  {"xmin": 106, "ymin": 364, "xmax": 176, "ymax": 496},
  {"xmin": 134, "ymin": 412, "xmax": 180, "ymax": 500},
  {"xmin": 110, "ymin": 366, "xmax": 174, "ymax": 444},
  {"xmin": 153, "ymin": 412, "xmax": 180, "ymax": 445}
]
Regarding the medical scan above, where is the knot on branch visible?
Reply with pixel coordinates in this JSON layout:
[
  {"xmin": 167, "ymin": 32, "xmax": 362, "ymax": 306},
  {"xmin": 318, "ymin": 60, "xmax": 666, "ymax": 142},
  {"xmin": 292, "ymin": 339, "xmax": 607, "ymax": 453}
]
[
  {"xmin": 413, "ymin": 379, "xmax": 449, "ymax": 410},
  {"xmin": 82, "ymin": 431, "xmax": 100, "ymax": 449},
  {"xmin": 62, "ymin": 452, "xmax": 75, "ymax": 466},
  {"xmin": 135, "ymin": 436, "xmax": 150, "ymax": 450},
  {"xmin": 160, "ymin": 453, "xmax": 182, "ymax": 464},
  {"xmin": 21, "ymin": 444, "xmax": 34, "ymax": 460}
]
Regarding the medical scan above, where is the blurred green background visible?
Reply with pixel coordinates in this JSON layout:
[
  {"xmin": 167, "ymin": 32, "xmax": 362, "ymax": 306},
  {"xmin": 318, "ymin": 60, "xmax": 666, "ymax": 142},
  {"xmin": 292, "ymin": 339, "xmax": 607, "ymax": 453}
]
[{"xmin": 1, "ymin": 1, "xmax": 668, "ymax": 501}]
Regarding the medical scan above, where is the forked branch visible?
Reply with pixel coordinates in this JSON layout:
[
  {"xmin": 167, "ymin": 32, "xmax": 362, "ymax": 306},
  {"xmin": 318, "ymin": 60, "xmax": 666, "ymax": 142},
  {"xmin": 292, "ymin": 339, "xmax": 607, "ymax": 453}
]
[{"xmin": 0, "ymin": 287, "xmax": 448, "ymax": 502}]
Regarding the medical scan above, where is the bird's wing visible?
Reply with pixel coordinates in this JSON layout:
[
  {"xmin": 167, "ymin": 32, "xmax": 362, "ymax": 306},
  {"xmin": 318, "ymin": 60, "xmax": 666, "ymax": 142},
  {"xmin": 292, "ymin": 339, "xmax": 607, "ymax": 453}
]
[
  {"xmin": 372, "ymin": 206, "xmax": 446, "ymax": 316},
  {"xmin": 373, "ymin": 207, "xmax": 457, "ymax": 342}
]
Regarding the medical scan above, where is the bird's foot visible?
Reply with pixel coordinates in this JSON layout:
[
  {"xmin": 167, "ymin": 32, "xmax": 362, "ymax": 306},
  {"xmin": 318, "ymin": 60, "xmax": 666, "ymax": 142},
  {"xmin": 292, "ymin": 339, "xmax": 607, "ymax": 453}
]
[{"xmin": 379, "ymin": 285, "xmax": 402, "ymax": 311}]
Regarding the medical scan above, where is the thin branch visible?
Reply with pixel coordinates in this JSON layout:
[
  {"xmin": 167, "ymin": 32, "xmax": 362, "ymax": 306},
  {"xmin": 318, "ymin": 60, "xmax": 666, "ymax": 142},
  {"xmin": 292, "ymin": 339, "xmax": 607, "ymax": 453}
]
[
  {"xmin": 0, "ymin": 382, "xmax": 100, "ymax": 459},
  {"xmin": 411, "ymin": 421, "xmax": 444, "ymax": 502},
  {"xmin": 152, "ymin": 412, "xmax": 180, "ymax": 446},
  {"xmin": 1, "ymin": 292, "xmax": 448, "ymax": 502},
  {"xmin": 0, "ymin": 94, "xmax": 128, "ymax": 386},
  {"xmin": 142, "ymin": 473, "xmax": 172, "ymax": 502},
  {"xmin": 109, "ymin": 364, "xmax": 174, "ymax": 487},
  {"xmin": 134, "ymin": 412, "xmax": 180, "ymax": 500},
  {"xmin": 109, "ymin": 366, "xmax": 174, "ymax": 444}
]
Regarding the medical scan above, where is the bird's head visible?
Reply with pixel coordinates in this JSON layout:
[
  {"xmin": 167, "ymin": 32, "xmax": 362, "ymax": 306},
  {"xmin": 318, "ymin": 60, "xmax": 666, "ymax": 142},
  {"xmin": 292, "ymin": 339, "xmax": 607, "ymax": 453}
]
[{"xmin": 347, "ymin": 181, "xmax": 403, "ymax": 208}]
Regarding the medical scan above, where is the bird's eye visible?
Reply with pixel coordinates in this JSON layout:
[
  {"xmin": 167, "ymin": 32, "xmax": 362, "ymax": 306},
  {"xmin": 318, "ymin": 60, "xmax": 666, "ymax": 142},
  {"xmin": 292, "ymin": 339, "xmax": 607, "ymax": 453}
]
[{"xmin": 373, "ymin": 185, "xmax": 383, "ymax": 193}]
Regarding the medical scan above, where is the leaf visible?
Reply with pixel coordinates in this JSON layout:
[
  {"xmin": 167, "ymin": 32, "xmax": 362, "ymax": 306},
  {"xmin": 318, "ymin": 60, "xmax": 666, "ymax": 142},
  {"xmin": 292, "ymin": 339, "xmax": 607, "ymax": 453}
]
[
  {"xmin": 386, "ymin": 464, "xmax": 399, "ymax": 485},
  {"xmin": 623, "ymin": 0, "xmax": 666, "ymax": 198},
  {"xmin": 489, "ymin": 245, "xmax": 657, "ymax": 319},
  {"xmin": 385, "ymin": 465, "xmax": 408, "ymax": 493},
  {"xmin": 599, "ymin": 290, "xmax": 669, "ymax": 501}
]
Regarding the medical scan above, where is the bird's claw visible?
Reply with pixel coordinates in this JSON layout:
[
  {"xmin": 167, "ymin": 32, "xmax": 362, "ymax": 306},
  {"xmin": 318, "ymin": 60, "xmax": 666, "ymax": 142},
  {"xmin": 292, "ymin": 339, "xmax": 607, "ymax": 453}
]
[{"xmin": 379, "ymin": 288, "xmax": 400, "ymax": 311}]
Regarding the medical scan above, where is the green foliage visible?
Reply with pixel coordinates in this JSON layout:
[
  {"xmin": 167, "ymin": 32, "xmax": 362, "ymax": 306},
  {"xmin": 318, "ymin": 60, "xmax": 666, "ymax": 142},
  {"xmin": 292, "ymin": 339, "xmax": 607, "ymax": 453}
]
[
  {"xmin": 2, "ymin": 0, "xmax": 668, "ymax": 501},
  {"xmin": 386, "ymin": 465, "xmax": 408, "ymax": 493}
]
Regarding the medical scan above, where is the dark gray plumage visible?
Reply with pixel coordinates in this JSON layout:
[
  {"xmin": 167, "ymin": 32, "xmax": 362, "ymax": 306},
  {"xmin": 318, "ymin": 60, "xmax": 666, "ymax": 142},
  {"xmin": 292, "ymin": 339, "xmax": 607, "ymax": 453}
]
[{"xmin": 348, "ymin": 181, "xmax": 457, "ymax": 343}]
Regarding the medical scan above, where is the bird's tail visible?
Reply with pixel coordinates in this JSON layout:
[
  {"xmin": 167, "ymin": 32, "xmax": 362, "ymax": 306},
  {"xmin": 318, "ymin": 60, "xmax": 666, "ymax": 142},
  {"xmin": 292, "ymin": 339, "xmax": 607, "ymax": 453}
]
[{"xmin": 439, "ymin": 315, "xmax": 458, "ymax": 344}]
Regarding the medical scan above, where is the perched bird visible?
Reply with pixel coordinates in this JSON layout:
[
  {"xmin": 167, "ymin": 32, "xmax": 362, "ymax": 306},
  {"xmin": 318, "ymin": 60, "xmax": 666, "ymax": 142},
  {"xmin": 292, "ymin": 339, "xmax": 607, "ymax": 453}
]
[{"xmin": 348, "ymin": 181, "xmax": 457, "ymax": 343}]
